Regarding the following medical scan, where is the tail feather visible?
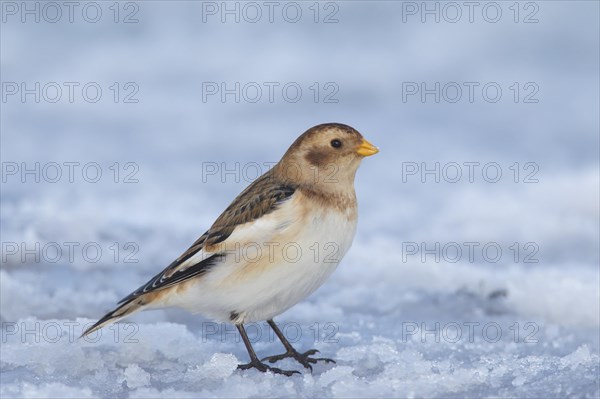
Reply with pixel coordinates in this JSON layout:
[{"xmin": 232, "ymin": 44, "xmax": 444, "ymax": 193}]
[{"xmin": 80, "ymin": 297, "xmax": 146, "ymax": 338}]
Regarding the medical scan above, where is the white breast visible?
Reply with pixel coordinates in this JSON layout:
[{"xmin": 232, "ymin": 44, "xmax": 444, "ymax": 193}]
[{"xmin": 165, "ymin": 192, "xmax": 358, "ymax": 323}]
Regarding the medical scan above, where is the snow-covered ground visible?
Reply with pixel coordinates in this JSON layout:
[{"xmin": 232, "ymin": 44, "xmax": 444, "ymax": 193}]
[{"xmin": 1, "ymin": 1, "xmax": 599, "ymax": 397}]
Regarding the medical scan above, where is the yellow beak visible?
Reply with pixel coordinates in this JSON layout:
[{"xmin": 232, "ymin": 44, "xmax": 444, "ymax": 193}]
[{"xmin": 356, "ymin": 138, "xmax": 379, "ymax": 157}]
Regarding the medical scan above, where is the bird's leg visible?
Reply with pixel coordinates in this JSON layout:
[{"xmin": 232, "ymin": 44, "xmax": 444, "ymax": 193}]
[
  {"xmin": 236, "ymin": 324, "xmax": 300, "ymax": 376},
  {"xmin": 261, "ymin": 319, "xmax": 336, "ymax": 371}
]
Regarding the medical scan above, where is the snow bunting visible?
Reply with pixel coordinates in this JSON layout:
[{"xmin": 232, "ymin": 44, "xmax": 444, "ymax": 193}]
[{"xmin": 82, "ymin": 123, "xmax": 378, "ymax": 375}]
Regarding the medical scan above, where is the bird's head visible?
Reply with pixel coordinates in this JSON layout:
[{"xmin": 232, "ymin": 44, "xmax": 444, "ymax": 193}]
[{"xmin": 275, "ymin": 123, "xmax": 378, "ymax": 190}]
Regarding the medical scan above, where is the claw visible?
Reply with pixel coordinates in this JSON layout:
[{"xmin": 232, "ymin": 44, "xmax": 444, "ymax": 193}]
[
  {"xmin": 237, "ymin": 360, "xmax": 300, "ymax": 377},
  {"xmin": 262, "ymin": 349, "xmax": 336, "ymax": 372}
]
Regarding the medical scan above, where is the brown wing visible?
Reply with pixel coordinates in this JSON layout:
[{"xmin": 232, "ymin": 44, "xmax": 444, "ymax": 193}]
[{"xmin": 118, "ymin": 173, "xmax": 296, "ymax": 304}]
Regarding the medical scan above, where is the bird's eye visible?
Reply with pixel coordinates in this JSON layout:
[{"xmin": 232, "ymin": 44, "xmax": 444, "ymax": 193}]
[{"xmin": 330, "ymin": 139, "xmax": 342, "ymax": 149}]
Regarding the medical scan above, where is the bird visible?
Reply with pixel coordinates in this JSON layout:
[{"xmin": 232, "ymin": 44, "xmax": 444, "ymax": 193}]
[{"xmin": 81, "ymin": 123, "xmax": 379, "ymax": 375}]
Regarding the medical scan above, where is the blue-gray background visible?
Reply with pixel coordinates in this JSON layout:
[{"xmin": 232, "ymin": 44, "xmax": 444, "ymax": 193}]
[{"xmin": 1, "ymin": 1, "xmax": 599, "ymax": 397}]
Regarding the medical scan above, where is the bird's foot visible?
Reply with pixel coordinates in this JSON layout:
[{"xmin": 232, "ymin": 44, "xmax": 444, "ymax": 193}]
[
  {"xmin": 237, "ymin": 360, "xmax": 300, "ymax": 376},
  {"xmin": 262, "ymin": 349, "xmax": 335, "ymax": 372}
]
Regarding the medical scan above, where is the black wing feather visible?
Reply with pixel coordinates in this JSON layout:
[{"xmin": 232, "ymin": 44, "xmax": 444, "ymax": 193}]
[{"xmin": 118, "ymin": 176, "xmax": 296, "ymax": 304}]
